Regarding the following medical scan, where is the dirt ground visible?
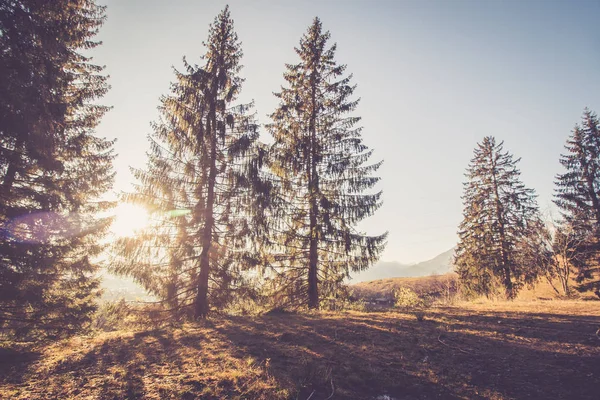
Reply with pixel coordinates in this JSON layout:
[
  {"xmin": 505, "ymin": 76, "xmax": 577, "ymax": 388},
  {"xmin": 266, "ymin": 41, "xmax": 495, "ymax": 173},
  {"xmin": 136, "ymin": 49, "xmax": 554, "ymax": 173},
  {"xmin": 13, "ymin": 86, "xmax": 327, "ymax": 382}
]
[{"xmin": 1, "ymin": 301, "xmax": 599, "ymax": 399}]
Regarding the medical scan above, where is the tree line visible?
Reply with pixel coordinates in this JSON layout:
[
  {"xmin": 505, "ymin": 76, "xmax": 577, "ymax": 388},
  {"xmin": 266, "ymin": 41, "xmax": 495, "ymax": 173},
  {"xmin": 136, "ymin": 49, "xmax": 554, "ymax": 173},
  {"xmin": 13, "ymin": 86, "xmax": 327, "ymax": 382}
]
[
  {"xmin": 455, "ymin": 112, "xmax": 600, "ymax": 300},
  {"xmin": 0, "ymin": 2, "xmax": 385, "ymax": 337},
  {"xmin": 111, "ymin": 7, "xmax": 386, "ymax": 319},
  {"xmin": 0, "ymin": 2, "xmax": 598, "ymax": 339}
]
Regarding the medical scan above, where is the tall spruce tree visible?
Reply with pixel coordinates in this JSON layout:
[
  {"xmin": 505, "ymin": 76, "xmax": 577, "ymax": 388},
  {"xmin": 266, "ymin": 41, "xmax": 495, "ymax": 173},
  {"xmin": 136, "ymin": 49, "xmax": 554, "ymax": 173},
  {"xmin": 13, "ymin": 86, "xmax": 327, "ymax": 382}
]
[
  {"xmin": 455, "ymin": 137, "xmax": 542, "ymax": 299},
  {"xmin": 112, "ymin": 7, "xmax": 269, "ymax": 318},
  {"xmin": 0, "ymin": 1, "xmax": 114, "ymax": 337},
  {"xmin": 266, "ymin": 18, "xmax": 387, "ymax": 309},
  {"xmin": 554, "ymin": 109, "xmax": 600, "ymax": 297}
]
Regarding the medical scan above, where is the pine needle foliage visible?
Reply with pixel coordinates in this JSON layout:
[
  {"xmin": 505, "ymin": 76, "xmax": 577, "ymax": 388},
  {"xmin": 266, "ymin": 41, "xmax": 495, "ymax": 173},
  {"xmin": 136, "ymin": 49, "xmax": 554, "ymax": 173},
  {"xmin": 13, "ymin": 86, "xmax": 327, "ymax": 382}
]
[
  {"xmin": 0, "ymin": 0, "xmax": 115, "ymax": 338},
  {"xmin": 455, "ymin": 137, "xmax": 542, "ymax": 299},
  {"xmin": 554, "ymin": 109, "xmax": 600, "ymax": 297},
  {"xmin": 112, "ymin": 7, "xmax": 270, "ymax": 318},
  {"xmin": 265, "ymin": 18, "xmax": 387, "ymax": 309}
]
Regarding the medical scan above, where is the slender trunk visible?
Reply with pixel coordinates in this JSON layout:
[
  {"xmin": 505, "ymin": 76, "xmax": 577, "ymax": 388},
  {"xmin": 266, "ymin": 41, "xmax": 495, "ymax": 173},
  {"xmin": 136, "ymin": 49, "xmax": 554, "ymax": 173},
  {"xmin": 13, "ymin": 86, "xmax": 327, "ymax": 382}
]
[
  {"xmin": 502, "ymin": 262, "xmax": 513, "ymax": 299},
  {"xmin": 193, "ymin": 21, "xmax": 230, "ymax": 318},
  {"xmin": 194, "ymin": 124, "xmax": 217, "ymax": 319},
  {"xmin": 545, "ymin": 273, "xmax": 561, "ymax": 296},
  {"xmin": 308, "ymin": 198, "xmax": 319, "ymax": 308},
  {"xmin": 560, "ymin": 259, "xmax": 570, "ymax": 296},
  {"xmin": 491, "ymin": 160, "xmax": 513, "ymax": 299},
  {"xmin": 194, "ymin": 88, "xmax": 218, "ymax": 320},
  {"xmin": 561, "ymin": 277, "xmax": 570, "ymax": 296},
  {"xmin": 307, "ymin": 62, "xmax": 319, "ymax": 310}
]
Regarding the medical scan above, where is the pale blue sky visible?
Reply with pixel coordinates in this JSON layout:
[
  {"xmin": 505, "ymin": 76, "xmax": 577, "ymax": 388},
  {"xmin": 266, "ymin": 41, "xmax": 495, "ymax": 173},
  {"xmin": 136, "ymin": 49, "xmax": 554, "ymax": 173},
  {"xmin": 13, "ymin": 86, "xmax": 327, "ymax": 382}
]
[{"xmin": 94, "ymin": 0, "xmax": 600, "ymax": 263}]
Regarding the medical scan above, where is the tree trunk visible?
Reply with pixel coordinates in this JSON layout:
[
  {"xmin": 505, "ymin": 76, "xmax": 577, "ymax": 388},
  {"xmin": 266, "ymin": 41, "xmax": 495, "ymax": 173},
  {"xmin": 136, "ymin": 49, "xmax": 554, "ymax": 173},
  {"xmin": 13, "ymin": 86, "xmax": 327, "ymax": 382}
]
[
  {"xmin": 194, "ymin": 135, "xmax": 216, "ymax": 319},
  {"xmin": 194, "ymin": 91, "xmax": 218, "ymax": 320},
  {"xmin": 545, "ymin": 274, "xmax": 561, "ymax": 296},
  {"xmin": 502, "ymin": 265, "xmax": 514, "ymax": 299},
  {"xmin": 308, "ymin": 199, "xmax": 319, "ymax": 309},
  {"xmin": 560, "ymin": 262, "xmax": 570, "ymax": 296},
  {"xmin": 491, "ymin": 160, "xmax": 513, "ymax": 299},
  {"xmin": 306, "ymin": 58, "xmax": 321, "ymax": 309}
]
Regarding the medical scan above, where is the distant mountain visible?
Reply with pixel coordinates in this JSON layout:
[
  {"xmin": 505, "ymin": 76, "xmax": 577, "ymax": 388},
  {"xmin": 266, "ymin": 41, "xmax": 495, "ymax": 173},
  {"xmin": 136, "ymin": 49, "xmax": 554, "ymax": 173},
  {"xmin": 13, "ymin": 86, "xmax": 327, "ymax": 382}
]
[
  {"xmin": 99, "ymin": 248, "xmax": 456, "ymax": 300},
  {"xmin": 350, "ymin": 248, "xmax": 455, "ymax": 283}
]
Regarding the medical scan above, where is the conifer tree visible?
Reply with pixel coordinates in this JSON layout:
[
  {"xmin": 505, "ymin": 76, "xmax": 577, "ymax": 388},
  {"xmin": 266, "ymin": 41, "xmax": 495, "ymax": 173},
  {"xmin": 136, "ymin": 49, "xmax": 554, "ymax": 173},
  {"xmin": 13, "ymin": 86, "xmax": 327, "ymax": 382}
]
[
  {"xmin": 112, "ymin": 7, "xmax": 269, "ymax": 318},
  {"xmin": 266, "ymin": 18, "xmax": 387, "ymax": 309},
  {"xmin": 554, "ymin": 109, "xmax": 600, "ymax": 297},
  {"xmin": 0, "ymin": 1, "xmax": 114, "ymax": 337},
  {"xmin": 455, "ymin": 137, "xmax": 542, "ymax": 299}
]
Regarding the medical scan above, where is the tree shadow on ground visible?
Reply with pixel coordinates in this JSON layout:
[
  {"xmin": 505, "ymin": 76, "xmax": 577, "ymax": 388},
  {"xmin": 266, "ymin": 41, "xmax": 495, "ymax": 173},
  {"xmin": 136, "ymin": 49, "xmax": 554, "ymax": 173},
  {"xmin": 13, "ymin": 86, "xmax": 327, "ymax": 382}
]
[
  {"xmin": 0, "ymin": 346, "xmax": 41, "ymax": 385},
  {"xmin": 214, "ymin": 310, "xmax": 600, "ymax": 400},
  {"xmin": 0, "ymin": 329, "xmax": 187, "ymax": 399},
  {"xmin": 428, "ymin": 308, "xmax": 600, "ymax": 346},
  {"xmin": 214, "ymin": 313, "xmax": 459, "ymax": 400},
  {"xmin": 1, "ymin": 309, "xmax": 598, "ymax": 399}
]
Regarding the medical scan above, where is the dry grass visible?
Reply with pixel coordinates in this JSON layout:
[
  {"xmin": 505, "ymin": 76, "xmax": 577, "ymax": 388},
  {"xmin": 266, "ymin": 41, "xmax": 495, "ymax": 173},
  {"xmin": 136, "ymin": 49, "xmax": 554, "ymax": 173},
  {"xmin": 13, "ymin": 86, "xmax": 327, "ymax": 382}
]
[
  {"xmin": 352, "ymin": 274, "xmax": 457, "ymax": 299},
  {"xmin": 352, "ymin": 273, "xmax": 598, "ymax": 303},
  {"xmin": 1, "ymin": 301, "xmax": 599, "ymax": 399}
]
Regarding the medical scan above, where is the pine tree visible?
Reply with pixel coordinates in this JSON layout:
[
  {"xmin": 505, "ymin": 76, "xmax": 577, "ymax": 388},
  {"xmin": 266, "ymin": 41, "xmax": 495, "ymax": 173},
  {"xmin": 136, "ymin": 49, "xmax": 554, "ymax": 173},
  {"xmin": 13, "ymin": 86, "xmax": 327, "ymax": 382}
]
[
  {"xmin": 455, "ymin": 137, "xmax": 542, "ymax": 299},
  {"xmin": 266, "ymin": 18, "xmax": 387, "ymax": 309},
  {"xmin": 112, "ymin": 7, "xmax": 269, "ymax": 318},
  {"xmin": 0, "ymin": 1, "xmax": 114, "ymax": 337},
  {"xmin": 554, "ymin": 109, "xmax": 600, "ymax": 297}
]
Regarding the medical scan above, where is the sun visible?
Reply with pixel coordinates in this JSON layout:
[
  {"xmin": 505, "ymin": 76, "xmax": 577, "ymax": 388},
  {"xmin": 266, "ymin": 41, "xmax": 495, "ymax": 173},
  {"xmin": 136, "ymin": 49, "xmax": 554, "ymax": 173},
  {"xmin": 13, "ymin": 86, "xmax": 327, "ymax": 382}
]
[{"xmin": 111, "ymin": 203, "xmax": 151, "ymax": 237}]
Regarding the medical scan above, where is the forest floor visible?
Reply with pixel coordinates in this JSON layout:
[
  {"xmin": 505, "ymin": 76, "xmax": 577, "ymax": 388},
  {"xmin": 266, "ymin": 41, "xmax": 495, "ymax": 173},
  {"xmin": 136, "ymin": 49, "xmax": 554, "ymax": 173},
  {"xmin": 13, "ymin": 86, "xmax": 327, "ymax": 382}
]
[{"xmin": 1, "ymin": 301, "xmax": 599, "ymax": 400}]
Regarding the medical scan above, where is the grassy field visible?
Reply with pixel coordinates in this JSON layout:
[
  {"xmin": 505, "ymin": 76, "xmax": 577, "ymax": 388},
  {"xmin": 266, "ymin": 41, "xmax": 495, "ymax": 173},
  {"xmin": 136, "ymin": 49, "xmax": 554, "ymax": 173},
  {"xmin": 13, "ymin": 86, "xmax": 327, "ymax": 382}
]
[
  {"xmin": 1, "ymin": 301, "xmax": 599, "ymax": 399},
  {"xmin": 351, "ymin": 273, "xmax": 599, "ymax": 303}
]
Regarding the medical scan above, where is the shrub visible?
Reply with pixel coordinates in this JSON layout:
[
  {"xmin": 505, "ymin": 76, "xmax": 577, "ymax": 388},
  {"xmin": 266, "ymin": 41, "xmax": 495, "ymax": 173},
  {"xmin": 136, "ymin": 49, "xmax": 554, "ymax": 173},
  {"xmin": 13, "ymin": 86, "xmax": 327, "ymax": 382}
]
[
  {"xmin": 344, "ymin": 299, "xmax": 369, "ymax": 312},
  {"xmin": 393, "ymin": 287, "xmax": 430, "ymax": 309}
]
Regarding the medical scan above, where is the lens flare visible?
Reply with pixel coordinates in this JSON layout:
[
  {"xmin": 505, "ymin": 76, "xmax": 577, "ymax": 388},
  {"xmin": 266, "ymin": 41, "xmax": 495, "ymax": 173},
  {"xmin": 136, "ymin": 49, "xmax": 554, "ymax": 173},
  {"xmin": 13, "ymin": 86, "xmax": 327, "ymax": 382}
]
[
  {"xmin": 166, "ymin": 209, "xmax": 191, "ymax": 217},
  {"xmin": 111, "ymin": 203, "xmax": 151, "ymax": 237},
  {"xmin": 2, "ymin": 212, "xmax": 83, "ymax": 243}
]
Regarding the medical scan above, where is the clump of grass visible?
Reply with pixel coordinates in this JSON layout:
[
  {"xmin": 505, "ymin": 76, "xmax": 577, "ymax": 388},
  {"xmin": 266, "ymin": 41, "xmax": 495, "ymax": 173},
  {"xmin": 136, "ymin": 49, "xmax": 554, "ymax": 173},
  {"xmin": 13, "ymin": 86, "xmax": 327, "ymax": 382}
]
[
  {"xmin": 263, "ymin": 306, "xmax": 296, "ymax": 316},
  {"xmin": 92, "ymin": 299, "xmax": 132, "ymax": 332},
  {"xmin": 414, "ymin": 311, "xmax": 426, "ymax": 322}
]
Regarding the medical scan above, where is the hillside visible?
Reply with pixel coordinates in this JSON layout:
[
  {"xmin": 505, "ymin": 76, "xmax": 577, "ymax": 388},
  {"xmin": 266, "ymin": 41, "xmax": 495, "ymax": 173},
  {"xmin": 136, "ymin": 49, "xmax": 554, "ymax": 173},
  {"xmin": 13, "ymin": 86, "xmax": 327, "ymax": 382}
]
[
  {"xmin": 351, "ymin": 272, "xmax": 599, "ymax": 302},
  {"xmin": 350, "ymin": 248, "xmax": 455, "ymax": 283},
  {"xmin": 1, "ymin": 302, "xmax": 599, "ymax": 399},
  {"xmin": 352, "ymin": 273, "xmax": 458, "ymax": 302},
  {"xmin": 99, "ymin": 249, "xmax": 456, "ymax": 302}
]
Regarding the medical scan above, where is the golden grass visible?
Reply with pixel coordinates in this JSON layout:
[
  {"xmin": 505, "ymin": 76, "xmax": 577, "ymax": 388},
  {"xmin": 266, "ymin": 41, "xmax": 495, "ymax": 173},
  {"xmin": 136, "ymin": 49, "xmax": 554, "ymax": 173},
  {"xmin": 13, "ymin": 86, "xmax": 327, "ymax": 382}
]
[
  {"xmin": 352, "ymin": 274, "xmax": 457, "ymax": 299},
  {"xmin": 352, "ymin": 272, "xmax": 598, "ymax": 303},
  {"xmin": 1, "ymin": 301, "xmax": 599, "ymax": 399}
]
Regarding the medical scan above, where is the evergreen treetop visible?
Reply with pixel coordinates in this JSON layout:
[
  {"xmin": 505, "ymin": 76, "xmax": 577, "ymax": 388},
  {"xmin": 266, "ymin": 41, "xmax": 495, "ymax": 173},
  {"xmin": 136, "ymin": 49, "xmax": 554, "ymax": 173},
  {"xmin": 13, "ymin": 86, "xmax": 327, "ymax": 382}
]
[{"xmin": 455, "ymin": 136, "xmax": 542, "ymax": 299}]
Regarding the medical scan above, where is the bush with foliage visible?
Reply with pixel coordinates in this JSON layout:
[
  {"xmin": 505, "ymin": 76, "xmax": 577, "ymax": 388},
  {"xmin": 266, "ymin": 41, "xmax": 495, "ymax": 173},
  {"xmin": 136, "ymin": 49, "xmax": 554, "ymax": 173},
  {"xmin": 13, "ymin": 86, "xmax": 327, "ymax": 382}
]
[{"xmin": 394, "ymin": 287, "xmax": 430, "ymax": 309}]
